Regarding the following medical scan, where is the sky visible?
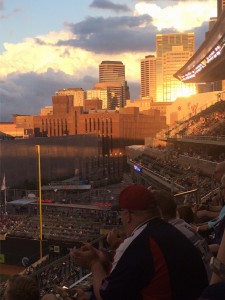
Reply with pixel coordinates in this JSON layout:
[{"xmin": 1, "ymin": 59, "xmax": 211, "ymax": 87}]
[{"xmin": 0, "ymin": 0, "xmax": 217, "ymax": 122}]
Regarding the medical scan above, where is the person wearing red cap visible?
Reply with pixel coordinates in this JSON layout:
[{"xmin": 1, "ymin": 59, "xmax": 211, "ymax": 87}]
[{"xmin": 70, "ymin": 185, "xmax": 208, "ymax": 300}]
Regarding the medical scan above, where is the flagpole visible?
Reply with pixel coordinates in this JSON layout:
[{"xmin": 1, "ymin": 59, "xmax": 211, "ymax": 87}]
[{"xmin": 36, "ymin": 145, "xmax": 43, "ymax": 259}]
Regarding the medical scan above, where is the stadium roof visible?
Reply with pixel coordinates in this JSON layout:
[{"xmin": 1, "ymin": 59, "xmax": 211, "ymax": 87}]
[{"xmin": 174, "ymin": 8, "xmax": 225, "ymax": 83}]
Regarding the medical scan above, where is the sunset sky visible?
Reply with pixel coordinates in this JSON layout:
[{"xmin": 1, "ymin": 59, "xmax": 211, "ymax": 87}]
[{"xmin": 0, "ymin": 0, "xmax": 217, "ymax": 121}]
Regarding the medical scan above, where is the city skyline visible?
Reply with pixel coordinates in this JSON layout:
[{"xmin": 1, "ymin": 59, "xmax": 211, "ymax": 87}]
[{"xmin": 0, "ymin": 0, "xmax": 217, "ymax": 121}]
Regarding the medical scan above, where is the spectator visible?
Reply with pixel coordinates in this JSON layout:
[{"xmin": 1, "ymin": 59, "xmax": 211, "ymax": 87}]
[
  {"xmin": 194, "ymin": 174, "xmax": 225, "ymax": 235},
  {"xmin": 70, "ymin": 185, "xmax": 208, "ymax": 300},
  {"xmin": 199, "ymin": 230, "xmax": 225, "ymax": 300},
  {"xmin": 153, "ymin": 189, "xmax": 212, "ymax": 280},
  {"xmin": 207, "ymin": 175, "xmax": 225, "ymax": 254},
  {"xmin": 3, "ymin": 274, "xmax": 39, "ymax": 300},
  {"xmin": 194, "ymin": 161, "xmax": 225, "ymax": 222}
]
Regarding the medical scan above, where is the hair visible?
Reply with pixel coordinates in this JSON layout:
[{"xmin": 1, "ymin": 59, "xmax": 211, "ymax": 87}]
[
  {"xmin": 5, "ymin": 274, "xmax": 39, "ymax": 300},
  {"xmin": 152, "ymin": 189, "xmax": 177, "ymax": 220},
  {"xmin": 177, "ymin": 205, "xmax": 195, "ymax": 224},
  {"xmin": 41, "ymin": 295, "xmax": 58, "ymax": 300}
]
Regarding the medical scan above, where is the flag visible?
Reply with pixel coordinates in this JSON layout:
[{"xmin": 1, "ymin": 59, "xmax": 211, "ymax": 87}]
[{"xmin": 1, "ymin": 175, "xmax": 6, "ymax": 191}]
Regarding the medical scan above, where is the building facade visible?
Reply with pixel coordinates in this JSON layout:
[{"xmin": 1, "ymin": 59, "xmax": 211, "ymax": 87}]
[
  {"xmin": 140, "ymin": 55, "xmax": 156, "ymax": 101},
  {"xmin": 99, "ymin": 61, "xmax": 126, "ymax": 108},
  {"xmin": 156, "ymin": 33, "xmax": 195, "ymax": 102},
  {"xmin": 94, "ymin": 82, "xmax": 123, "ymax": 110},
  {"xmin": 8, "ymin": 95, "xmax": 167, "ymax": 154},
  {"xmin": 86, "ymin": 88, "xmax": 109, "ymax": 109},
  {"xmin": 56, "ymin": 88, "xmax": 85, "ymax": 107},
  {"xmin": 162, "ymin": 46, "xmax": 196, "ymax": 102}
]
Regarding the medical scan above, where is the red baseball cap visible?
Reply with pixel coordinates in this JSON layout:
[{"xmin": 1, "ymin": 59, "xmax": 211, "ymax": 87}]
[{"xmin": 117, "ymin": 185, "xmax": 156, "ymax": 211}]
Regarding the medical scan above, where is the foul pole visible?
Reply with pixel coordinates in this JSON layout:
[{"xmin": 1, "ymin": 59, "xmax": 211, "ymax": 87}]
[{"xmin": 36, "ymin": 145, "xmax": 43, "ymax": 259}]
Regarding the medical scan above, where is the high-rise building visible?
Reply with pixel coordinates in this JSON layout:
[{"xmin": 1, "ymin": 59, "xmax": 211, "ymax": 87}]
[
  {"xmin": 86, "ymin": 88, "xmax": 110, "ymax": 109},
  {"xmin": 162, "ymin": 46, "xmax": 196, "ymax": 102},
  {"xmin": 99, "ymin": 61, "xmax": 126, "ymax": 107},
  {"xmin": 94, "ymin": 82, "xmax": 123, "ymax": 110},
  {"xmin": 56, "ymin": 88, "xmax": 85, "ymax": 107},
  {"xmin": 218, "ymin": 0, "xmax": 225, "ymax": 17},
  {"xmin": 140, "ymin": 55, "xmax": 156, "ymax": 101},
  {"xmin": 156, "ymin": 33, "xmax": 195, "ymax": 102}
]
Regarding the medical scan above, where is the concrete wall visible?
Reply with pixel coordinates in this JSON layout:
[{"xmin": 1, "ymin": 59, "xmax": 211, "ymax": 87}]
[{"xmin": 0, "ymin": 135, "xmax": 100, "ymax": 187}]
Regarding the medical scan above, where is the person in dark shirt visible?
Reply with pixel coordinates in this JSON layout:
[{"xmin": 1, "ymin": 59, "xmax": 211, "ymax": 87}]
[{"xmin": 70, "ymin": 185, "xmax": 208, "ymax": 300}]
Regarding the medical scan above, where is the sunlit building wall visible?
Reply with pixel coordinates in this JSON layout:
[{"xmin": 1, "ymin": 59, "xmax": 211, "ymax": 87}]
[
  {"xmin": 162, "ymin": 46, "xmax": 196, "ymax": 102},
  {"xmin": 156, "ymin": 33, "xmax": 195, "ymax": 102},
  {"xmin": 99, "ymin": 61, "xmax": 126, "ymax": 107},
  {"xmin": 28, "ymin": 95, "xmax": 167, "ymax": 153},
  {"xmin": 94, "ymin": 82, "xmax": 123, "ymax": 110},
  {"xmin": 84, "ymin": 99, "xmax": 103, "ymax": 110},
  {"xmin": 86, "ymin": 89, "xmax": 109, "ymax": 109},
  {"xmin": 125, "ymin": 99, "xmax": 171, "ymax": 117},
  {"xmin": 140, "ymin": 55, "xmax": 156, "ymax": 101},
  {"xmin": 56, "ymin": 88, "xmax": 85, "ymax": 107},
  {"xmin": 40, "ymin": 106, "xmax": 53, "ymax": 116}
]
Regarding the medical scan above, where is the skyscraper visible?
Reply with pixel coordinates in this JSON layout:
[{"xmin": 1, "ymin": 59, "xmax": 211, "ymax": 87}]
[
  {"xmin": 140, "ymin": 55, "xmax": 156, "ymax": 101},
  {"xmin": 156, "ymin": 33, "xmax": 195, "ymax": 102},
  {"xmin": 99, "ymin": 61, "xmax": 126, "ymax": 107}
]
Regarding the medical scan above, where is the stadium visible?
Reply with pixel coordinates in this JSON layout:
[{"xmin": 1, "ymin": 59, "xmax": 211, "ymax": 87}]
[{"xmin": 0, "ymin": 7, "xmax": 225, "ymax": 300}]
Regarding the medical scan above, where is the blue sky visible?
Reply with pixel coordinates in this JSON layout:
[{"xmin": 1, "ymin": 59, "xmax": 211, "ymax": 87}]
[{"xmin": 0, "ymin": 0, "xmax": 217, "ymax": 121}]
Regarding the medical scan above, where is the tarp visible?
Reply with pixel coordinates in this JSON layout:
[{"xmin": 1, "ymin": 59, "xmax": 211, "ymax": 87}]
[{"xmin": 7, "ymin": 199, "xmax": 36, "ymax": 206}]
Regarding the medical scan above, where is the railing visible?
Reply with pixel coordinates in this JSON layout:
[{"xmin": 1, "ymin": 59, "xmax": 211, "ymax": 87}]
[
  {"xmin": 174, "ymin": 189, "xmax": 200, "ymax": 204},
  {"xmin": 128, "ymin": 158, "xmax": 185, "ymax": 193}
]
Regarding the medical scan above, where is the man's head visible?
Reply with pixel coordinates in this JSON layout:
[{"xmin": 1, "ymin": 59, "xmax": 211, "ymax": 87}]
[
  {"xmin": 4, "ymin": 274, "xmax": 39, "ymax": 300},
  {"xmin": 214, "ymin": 161, "xmax": 225, "ymax": 182},
  {"xmin": 117, "ymin": 185, "xmax": 160, "ymax": 235},
  {"xmin": 152, "ymin": 189, "xmax": 177, "ymax": 221}
]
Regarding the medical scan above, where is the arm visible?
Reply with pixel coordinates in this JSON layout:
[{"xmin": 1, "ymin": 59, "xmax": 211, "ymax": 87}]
[
  {"xmin": 196, "ymin": 209, "xmax": 219, "ymax": 220},
  {"xmin": 70, "ymin": 245, "xmax": 110, "ymax": 300},
  {"xmin": 91, "ymin": 262, "xmax": 107, "ymax": 300},
  {"xmin": 208, "ymin": 205, "xmax": 222, "ymax": 212},
  {"xmin": 195, "ymin": 223, "xmax": 210, "ymax": 232}
]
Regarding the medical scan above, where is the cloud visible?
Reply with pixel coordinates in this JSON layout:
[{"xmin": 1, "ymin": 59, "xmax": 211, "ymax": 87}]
[
  {"xmin": 134, "ymin": 0, "xmax": 217, "ymax": 31},
  {"xmin": 0, "ymin": 29, "xmax": 149, "ymax": 120},
  {"xmin": 0, "ymin": 0, "xmax": 4, "ymax": 10},
  {"xmin": 90, "ymin": 0, "xmax": 131, "ymax": 13},
  {"xmin": 0, "ymin": 70, "xmax": 140, "ymax": 121},
  {"xmin": 0, "ymin": 0, "xmax": 215, "ymax": 121},
  {"xmin": 0, "ymin": 70, "xmax": 98, "ymax": 122},
  {"xmin": 60, "ymin": 15, "xmax": 156, "ymax": 53}
]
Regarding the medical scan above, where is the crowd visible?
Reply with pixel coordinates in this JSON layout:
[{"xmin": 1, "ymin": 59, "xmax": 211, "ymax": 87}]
[
  {"xmin": 1, "ymin": 99, "xmax": 225, "ymax": 298},
  {"xmin": 135, "ymin": 151, "xmax": 215, "ymax": 201},
  {"xmin": 1, "ymin": 158, "xmax": 225, "ymax": 299},
  {"xmin": 0, "ymin": 208, "xmax": 121, "ymax": 242},
  {"xmin": 166, "ymin": 99, "xmax": 225, "ymax": 138}
]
